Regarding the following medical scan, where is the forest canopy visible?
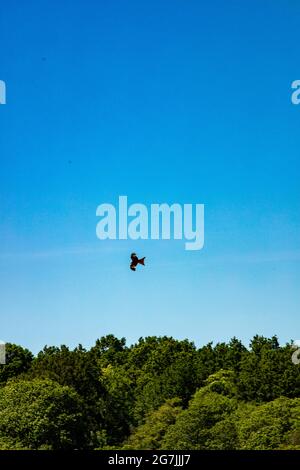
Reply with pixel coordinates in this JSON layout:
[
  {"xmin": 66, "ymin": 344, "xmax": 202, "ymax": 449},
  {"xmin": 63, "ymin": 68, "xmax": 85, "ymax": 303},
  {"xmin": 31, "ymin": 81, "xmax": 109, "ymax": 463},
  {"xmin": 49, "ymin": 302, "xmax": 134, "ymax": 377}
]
[{"xmin": 0, "ymin": 335, "xmax": 299, "ymax": 450}]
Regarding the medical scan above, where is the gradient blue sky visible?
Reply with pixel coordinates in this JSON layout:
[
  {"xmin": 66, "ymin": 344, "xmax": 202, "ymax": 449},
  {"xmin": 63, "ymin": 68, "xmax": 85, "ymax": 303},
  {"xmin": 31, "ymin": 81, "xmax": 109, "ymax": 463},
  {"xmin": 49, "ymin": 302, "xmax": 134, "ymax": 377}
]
[{"xmin": 1, "ymin": 0, "xmax": 299, "ymax": 354}]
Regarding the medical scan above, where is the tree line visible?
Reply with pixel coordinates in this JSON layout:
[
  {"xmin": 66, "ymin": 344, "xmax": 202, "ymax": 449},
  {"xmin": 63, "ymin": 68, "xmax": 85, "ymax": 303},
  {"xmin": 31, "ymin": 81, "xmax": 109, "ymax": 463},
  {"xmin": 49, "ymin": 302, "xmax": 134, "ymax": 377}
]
[{"xmin": 0, "ymin": 334, "xmax": 299, "ymax": 450}]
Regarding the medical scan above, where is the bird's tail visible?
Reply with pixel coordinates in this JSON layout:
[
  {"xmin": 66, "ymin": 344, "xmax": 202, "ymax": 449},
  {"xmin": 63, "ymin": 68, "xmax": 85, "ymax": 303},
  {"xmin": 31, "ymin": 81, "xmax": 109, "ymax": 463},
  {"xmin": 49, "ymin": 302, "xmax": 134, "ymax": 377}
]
[{"xmin": 138, "ymin": 257, "xmax": 146, "ymax": 266}]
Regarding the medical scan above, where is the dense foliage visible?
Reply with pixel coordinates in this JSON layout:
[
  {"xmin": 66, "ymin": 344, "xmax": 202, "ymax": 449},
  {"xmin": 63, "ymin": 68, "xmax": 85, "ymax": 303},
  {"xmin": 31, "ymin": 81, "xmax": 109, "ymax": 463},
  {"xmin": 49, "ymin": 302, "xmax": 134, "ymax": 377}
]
[{"xmin": 0, "ymin": 335, "xmax": 299, "ymax": 449}]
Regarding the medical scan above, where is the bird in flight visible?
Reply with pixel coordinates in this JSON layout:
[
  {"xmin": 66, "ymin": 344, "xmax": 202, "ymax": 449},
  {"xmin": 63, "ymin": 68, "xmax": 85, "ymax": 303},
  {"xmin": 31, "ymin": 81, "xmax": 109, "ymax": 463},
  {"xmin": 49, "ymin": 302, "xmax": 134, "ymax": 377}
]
[{"xmin": 130, "ymin": 253, "xmax": 146, "ymax": 271}]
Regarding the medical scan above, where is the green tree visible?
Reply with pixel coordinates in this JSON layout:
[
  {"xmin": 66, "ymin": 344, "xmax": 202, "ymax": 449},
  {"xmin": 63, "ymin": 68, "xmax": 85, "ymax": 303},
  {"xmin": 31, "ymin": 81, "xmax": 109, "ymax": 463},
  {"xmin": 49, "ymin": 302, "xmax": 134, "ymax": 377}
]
[
  {"xmin": 237, "ymin": 397, "xmax": 300, "ymax": 450},
  {"xmin": 0, "ymin": 343, "xmax": 33, "ymax": 385},
  {"xmin": 123, "ymin": 398, "xmax": 182, "ymax": 450},
  {"xmin": 29, "ymin": 344, "xmax": 102, "ymax": 401},
  {"xmin": 204, "ymin": 369, "xmax": 238, "ymax": 397},
  {"xmin": 129, "ymin": 336, "xmax": 198, "ymax": 422},
  {"xmin": 90, "ymin": 335, "xmax": 128, "ymax": 368},
  {"xmin": 237, "ymin": 336, "xmax": 300, "ymax": 401},
  {"xmin": 0, "ymin": 378, "xmax": 87, "ymax": 449},
  {"xmin": 161, "ymin": 384, "xmax": 237, "ymax": 449},
  {"xmin": 27, "ymin": 344, "xmax": 106, "ymax": 447},
  {"xmin": 99, "ymin": 363, "xmax": 135, "ymax": 446}
]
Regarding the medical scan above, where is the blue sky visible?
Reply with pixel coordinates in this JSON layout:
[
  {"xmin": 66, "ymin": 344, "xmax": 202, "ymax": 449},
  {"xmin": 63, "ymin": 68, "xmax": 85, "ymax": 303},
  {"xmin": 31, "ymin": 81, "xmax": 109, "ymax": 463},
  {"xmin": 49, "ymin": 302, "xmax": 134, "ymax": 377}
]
[{"xmin": 0, "ymin": 0, "xmax": 299, "ymax": 354}]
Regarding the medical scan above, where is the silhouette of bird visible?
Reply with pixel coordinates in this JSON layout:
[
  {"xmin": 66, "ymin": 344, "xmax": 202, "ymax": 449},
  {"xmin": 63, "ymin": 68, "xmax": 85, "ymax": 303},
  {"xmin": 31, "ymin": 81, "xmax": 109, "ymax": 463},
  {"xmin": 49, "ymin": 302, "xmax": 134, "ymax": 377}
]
[{"xmin": 130, "ymin": 253, "xmax": 146, "ymax": 271}]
